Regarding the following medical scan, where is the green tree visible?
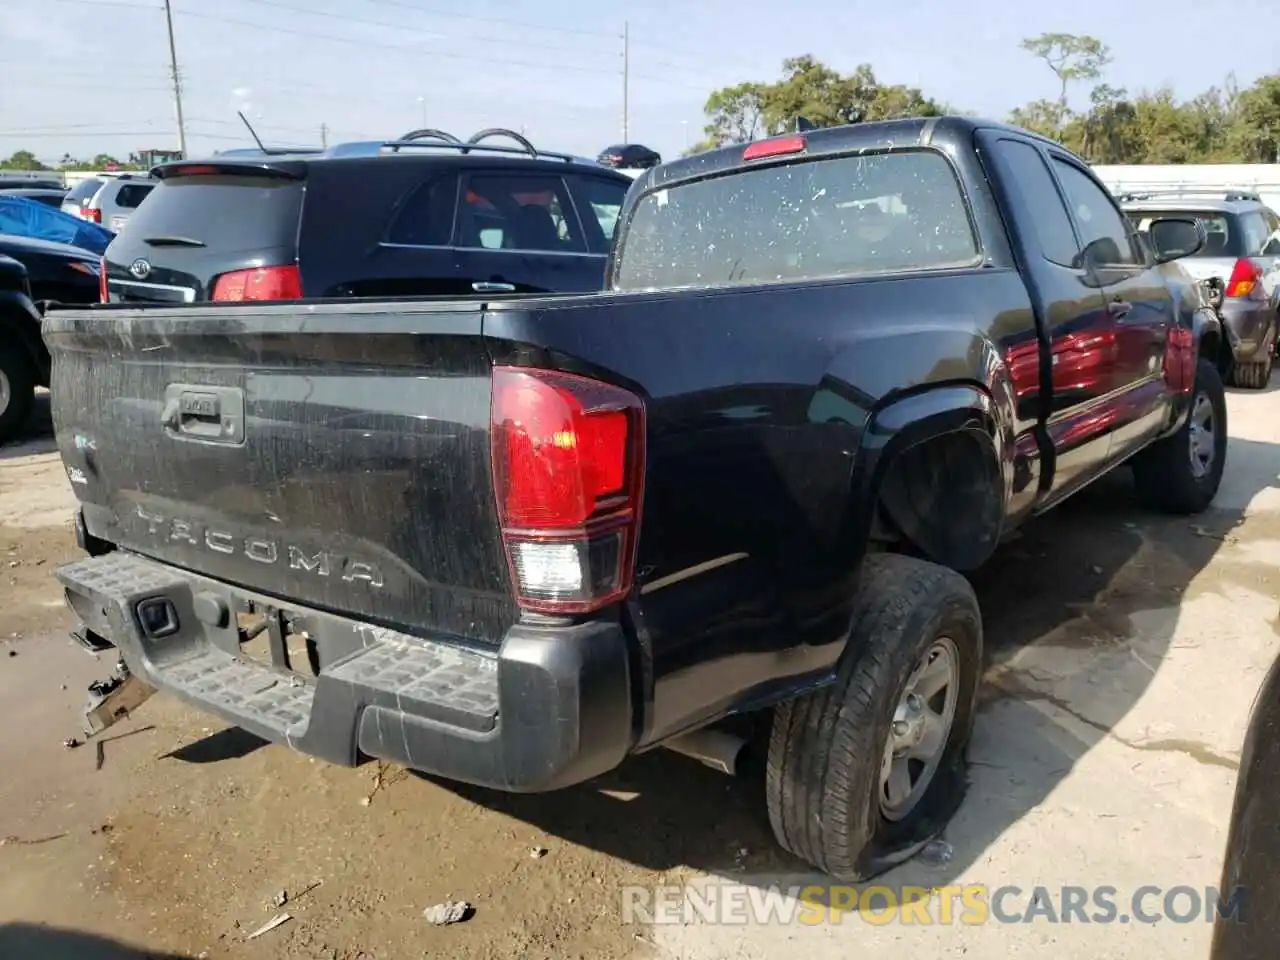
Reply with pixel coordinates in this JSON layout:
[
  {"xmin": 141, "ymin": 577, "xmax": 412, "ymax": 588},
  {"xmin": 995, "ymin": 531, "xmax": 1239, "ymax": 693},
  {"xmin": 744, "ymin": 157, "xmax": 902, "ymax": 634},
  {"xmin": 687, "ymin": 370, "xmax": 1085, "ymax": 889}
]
[
  {"xmin": 1019, "ymin": 32, "xmax": 1112, "ymax": 132},
  {"xmin": 4, "ymin": 150, "xmax": 48, "ymax": 171},
  {"xmin": 1236, "ymin": 75, "xmax": 1280, "ymax": 162},
  {"xmin": 695, "ymin": 56, "xmax": 945, "ymax": 152}
]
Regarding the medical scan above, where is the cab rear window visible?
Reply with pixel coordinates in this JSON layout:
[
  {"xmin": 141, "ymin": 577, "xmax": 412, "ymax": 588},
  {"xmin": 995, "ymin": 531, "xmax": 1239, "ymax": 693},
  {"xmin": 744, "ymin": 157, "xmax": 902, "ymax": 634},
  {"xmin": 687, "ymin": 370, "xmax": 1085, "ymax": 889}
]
[{"xmin": 614, "ymin": 149, "xmax": 978, "ymax": 291}]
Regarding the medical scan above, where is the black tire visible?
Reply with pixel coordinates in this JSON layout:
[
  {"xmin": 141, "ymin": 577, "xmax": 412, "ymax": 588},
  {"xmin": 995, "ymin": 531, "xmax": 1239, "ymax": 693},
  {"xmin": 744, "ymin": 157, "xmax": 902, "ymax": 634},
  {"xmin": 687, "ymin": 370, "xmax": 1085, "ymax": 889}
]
[
  {"xmin": 1132, "ymin": 357, "xmax": 1228, "ymax": 514},
  {"xmin": 1230, "ymin": 347, "xmax": 1272, "ymax": 390},
  {"xmin": 765, "ymin": 553, "xmax": 982, "ymax": 881},
  {"xmin": 0, "ymin": 342, "xmax": 36, "ymax": 445}
]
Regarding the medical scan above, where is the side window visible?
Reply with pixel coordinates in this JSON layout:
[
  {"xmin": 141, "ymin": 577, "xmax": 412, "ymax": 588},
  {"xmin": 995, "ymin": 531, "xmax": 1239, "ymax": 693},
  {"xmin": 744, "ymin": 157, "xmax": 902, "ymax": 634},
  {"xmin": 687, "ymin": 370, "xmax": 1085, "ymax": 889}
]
[
  {"xmin": 1050, "ymin": 158, "xmax": 1140, "ymax": 266},
  {"xmin": 115, "ymin": 184, "xmax": 154, "ymax": 209},
  {"xmin": 991, "ymin": 139, "xmax": 1080, "ymax": 268},
  {"xmin": 385, "ymin": 174, "xmax": 458, "ymax": 247},
  {"xmin": 1239, "ymin": 212, "xmax": 1271, "ymax": 256},
  {"xmin": 571, "ymin": 176, "xmax": 628, "ymax": 249},
  {"xmin": 458, "ymin": 174, "xmax": 585, "ymax": 253}
]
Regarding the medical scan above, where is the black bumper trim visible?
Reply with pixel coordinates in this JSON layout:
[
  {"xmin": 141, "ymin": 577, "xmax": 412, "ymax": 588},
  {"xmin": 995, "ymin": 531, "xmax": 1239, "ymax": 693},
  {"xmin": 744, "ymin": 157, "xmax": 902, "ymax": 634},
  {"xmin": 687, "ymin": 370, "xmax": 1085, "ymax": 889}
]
[{"xmin": 56, "ymin": 551, "xmax": 634, "ymax": 792}]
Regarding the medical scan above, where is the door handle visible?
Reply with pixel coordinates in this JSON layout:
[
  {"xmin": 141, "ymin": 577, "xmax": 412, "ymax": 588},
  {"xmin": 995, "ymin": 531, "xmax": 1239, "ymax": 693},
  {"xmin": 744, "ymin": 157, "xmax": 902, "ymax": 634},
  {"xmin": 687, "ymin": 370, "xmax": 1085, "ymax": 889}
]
[
  {"xmin": 472, "ymin": 281, "xmax": 515, "ymax": 293},
  {"xmin": 1108, "ymin": 298, "xmax": 1132, "ymax": 319}
]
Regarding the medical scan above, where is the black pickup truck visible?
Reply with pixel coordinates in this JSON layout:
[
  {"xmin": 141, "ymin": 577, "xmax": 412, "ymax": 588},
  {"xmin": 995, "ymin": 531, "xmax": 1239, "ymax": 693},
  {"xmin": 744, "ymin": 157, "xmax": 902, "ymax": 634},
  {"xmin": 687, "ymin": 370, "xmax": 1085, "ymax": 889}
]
[{"xmin": 48, "ymin": 116, "xmax": 1227, "ymax": 880}]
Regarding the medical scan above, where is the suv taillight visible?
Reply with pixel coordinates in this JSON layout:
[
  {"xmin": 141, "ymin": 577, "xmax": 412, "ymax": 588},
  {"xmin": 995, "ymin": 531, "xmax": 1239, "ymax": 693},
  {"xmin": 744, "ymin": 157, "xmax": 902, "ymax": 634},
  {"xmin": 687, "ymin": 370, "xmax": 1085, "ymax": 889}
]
[
  {"xmin": 82, "ymin": 206, "xmax": 101, "ymax": 224},
  {"xmin": 98, "ymin": 257, "xmax": 108, "ymax": 302},
  {"xmin": 1225, "ymin": 259, "xmax": 1262, "ymax": 298},
  {"xmin": 210, "ymin": 265, "xmax": 303, "ymax": 301},
  {"xmin": 490, "ymin": 366, "xmax": 646, "ymax": 615}
]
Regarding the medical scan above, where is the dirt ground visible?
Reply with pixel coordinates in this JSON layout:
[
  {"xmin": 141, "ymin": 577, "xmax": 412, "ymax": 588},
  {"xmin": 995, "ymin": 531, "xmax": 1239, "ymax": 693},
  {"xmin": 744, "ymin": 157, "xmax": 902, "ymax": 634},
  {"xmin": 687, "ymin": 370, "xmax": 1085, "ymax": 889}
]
[{"xmin": 1, "ymin": 386, "xmax": 1278, "ymax": 960}]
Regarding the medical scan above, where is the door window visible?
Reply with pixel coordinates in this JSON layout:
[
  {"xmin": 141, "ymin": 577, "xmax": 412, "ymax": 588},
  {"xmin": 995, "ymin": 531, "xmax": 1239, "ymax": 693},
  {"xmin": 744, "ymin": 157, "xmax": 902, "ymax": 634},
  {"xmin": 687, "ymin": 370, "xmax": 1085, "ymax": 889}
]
[
  {"xmin": 1050, "ymin": 159, "xmax": 1140, "ymax": 267},
  {"xmin": 570, "ymin": 176, "xmax": 628, "ymax": 249},
  {"xmin": 458, "ymin": 174, "xmax": 585, "ymax": 253},
  {"xmin": 385, "ymin": 174, "xmax": 458, "ymax": 247},
  {"xmin": 991, "ymin": 139, "xmax": 1081, "ymax": 268}
]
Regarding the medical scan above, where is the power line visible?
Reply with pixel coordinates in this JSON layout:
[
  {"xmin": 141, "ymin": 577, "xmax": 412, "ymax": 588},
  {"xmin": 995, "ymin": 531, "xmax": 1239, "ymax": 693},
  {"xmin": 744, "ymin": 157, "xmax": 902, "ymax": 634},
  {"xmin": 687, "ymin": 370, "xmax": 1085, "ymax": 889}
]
[
  {"xmin": 364, "ymin": 0, "xmax": 616, "ymax": 40},
  {"xmin": 172, "ymin": 7, "xmax": 710, "ymax": 89},
  {"xmin": 235, "ymin": 0, "xmax": 618, "ymax": 61}
]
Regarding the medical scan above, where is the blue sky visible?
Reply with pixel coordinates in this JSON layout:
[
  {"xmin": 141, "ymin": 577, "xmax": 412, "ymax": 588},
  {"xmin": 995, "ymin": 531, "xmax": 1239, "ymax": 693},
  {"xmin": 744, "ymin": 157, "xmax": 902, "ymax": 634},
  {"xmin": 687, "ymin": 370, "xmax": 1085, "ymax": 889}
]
[{"xmin": 1, "ymin": 0, "xmax": 1276, "ymax": 164}]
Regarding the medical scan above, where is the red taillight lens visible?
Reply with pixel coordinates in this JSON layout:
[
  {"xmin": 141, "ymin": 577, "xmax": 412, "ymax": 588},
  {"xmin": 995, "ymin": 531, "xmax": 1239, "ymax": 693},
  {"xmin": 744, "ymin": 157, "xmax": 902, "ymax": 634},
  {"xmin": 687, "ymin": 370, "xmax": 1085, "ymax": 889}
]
[
  {"xmin": 743, "ymin": 135, "xmax": 807, "ymax": 162},
  {"xmin": 490, "ymin": 366, "xmax": 645, "ymax": 614},
  {"xmin": 210, "ymin": 265, "xmax": 303, "ymax": 301},
  {"xmin": 1225, "ymin": 259, "xmax": 1261, "ymax": 298},
  {"xmin": 82, "ymin": 206, "xmax": 101, "ymax": 224},
  {"xmin": 98, "ymin": 256, "xmax": 108, "ymax": 302}
]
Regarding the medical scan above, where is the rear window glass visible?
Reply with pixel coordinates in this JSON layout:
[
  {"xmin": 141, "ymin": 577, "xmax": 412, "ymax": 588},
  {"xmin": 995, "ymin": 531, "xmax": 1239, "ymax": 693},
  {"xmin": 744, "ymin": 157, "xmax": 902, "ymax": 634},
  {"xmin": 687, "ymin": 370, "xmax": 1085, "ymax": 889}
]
[
  {"xmin": 122, "ymin": 175, "xmax": 304, "ymax": 249},
  {"xmin": 1124, "ymin": 210, "xmax": 1242, "ymax": 258},
  {"xmin": 614, "ymin": 150, "xmax": 978, "ymax": 291},
  {"xmin": 65, "ymin": 178, "xmax": 103, "ymax": 205},
  {"xmin": 114, "ymin": 183, "xmax": 155, "ymax": 209}
]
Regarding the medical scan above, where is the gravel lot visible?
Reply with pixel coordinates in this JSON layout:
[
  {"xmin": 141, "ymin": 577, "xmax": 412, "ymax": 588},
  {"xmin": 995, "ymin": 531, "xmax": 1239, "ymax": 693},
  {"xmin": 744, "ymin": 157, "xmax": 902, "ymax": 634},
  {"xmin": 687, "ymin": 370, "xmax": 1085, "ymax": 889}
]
[{"xmin": 1, "ymin": 383, "xmax": 1277, "ymax": 960}]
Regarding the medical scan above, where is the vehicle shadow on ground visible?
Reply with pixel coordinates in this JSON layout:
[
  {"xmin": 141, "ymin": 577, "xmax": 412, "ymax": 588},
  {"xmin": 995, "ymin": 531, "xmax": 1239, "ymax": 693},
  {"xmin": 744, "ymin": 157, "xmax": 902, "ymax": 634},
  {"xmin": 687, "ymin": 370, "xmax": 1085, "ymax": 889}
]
[
  {"xmin": 0, "ymin": 393, "xmax": 56, "ymax": 460},
  {"xmin": 429, "ymin": 436, "xmax": 1280, "ymax": 889},
  {"xmin": 0, "ymin": 923, "xmax": 192, "ymax": 959}
]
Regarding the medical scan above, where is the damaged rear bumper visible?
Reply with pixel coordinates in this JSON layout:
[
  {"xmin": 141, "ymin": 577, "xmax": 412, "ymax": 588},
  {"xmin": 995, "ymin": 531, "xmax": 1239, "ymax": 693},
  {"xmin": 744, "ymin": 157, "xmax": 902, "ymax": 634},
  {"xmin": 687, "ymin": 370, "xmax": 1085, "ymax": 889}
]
[{"xmin": 56, "ymin": 550, "xmax": 634, "ymax": 792}]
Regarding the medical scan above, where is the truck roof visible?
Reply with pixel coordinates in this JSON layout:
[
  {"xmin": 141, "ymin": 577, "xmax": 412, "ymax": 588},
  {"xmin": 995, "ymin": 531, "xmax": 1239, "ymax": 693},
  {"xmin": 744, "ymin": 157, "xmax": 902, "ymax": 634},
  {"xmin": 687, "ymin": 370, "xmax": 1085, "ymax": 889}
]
[{"xmin": 634, "ymin": 116, "xmax": 1049, "ymax": 192}]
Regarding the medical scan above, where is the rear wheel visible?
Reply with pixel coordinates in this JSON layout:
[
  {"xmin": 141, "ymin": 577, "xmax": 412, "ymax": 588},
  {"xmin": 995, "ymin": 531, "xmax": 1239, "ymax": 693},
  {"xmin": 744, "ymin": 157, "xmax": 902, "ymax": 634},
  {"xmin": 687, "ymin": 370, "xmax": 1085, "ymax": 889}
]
[
  {"xmin": 1132, "ymin": 357, "xmax": 1227, "ymax": 514},
  {"xmin": 0, "ymin": 343, "xmax": 36, "ymax": 445},
  {"xmin": 765, "ymin": 553, "xmax": 982, "ymax": 880}
]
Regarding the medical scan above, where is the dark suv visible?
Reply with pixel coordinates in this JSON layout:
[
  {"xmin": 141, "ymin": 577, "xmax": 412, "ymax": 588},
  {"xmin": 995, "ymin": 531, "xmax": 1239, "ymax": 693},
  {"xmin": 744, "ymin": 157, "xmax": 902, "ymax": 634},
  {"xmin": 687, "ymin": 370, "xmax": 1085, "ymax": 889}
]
[{"xmin": 101, "ymin": 129, "xmax": 634, "ymax": 304}]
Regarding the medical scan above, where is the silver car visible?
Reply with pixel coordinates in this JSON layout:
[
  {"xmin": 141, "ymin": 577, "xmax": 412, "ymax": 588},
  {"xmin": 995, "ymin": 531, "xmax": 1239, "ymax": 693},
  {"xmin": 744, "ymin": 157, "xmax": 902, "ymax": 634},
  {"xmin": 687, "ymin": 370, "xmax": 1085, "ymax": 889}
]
[
  {"xmin": 1122, "ymin": 190, "xmax": 1280, "ymax": 389},
  {"xmin": 63, "ymin": 174, "xmax": 157, "ymax": 232}
]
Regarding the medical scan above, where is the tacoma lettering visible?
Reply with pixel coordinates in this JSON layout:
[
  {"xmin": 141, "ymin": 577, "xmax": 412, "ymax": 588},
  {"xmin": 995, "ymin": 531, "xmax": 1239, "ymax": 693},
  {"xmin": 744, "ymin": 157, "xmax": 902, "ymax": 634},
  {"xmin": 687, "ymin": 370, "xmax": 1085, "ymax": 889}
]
[{"xmin": 133, "ymin": 506, "xmax": 382, "ymax": 588}]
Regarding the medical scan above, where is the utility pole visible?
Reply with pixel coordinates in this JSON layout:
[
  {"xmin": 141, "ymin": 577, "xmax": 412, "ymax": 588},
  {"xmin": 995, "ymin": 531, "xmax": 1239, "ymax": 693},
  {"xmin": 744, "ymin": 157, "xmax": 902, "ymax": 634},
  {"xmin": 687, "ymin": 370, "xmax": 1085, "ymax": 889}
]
[
  {"xmin": 621, "ymin": 20, "xmax": 629, "ymax": 142},
  {"xmin": 162, "ymin": 0, "xmax": 187, "ymax": 158},
  {"xmin": 320, "ymin": 123, "xmax": 328, "ymax": 147}
]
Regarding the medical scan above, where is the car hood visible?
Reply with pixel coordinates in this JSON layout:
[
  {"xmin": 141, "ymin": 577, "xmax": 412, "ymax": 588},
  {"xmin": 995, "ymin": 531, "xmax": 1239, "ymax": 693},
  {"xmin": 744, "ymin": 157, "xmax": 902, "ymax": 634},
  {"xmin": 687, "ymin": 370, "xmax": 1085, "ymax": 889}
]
[{"xmin": 0, "ymin": 233, "xmax": 100, "ymax": 263}]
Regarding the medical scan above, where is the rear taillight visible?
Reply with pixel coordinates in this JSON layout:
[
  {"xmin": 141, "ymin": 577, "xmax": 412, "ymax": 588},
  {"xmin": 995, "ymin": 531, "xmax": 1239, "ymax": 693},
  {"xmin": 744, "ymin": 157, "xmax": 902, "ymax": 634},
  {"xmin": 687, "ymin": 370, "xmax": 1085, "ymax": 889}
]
[
  {"xmin": 210, "ymin": 265, "xmax": 303, "ymax": 301},
  {"xmin": 82, "ymin": 206, "xmax": 101, "ymax": 224},
  {"xmin": 1225, "ymin": 259, "xmax": 1262, "ymax": 298},
  {"xmin": 490, "ymin": 366, "xmax": 646, "ymax": 615},
  {"xmin": 98, "ymin": 256, "xmax": 108, "ymax": 302}
]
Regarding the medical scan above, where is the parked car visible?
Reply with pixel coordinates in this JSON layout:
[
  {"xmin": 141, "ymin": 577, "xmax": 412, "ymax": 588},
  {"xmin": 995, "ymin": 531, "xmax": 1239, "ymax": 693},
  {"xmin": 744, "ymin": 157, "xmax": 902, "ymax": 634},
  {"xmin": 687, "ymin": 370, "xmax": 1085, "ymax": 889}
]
[
  {"xmin": 1120, "ymin": 189, "xmax": 1280, "ymax": 388},
  {"xmin": 49, "ymin": 116, "xmax": 1227, "ymax": 880},
  {"xmin": 597, "ymin": 143, "xmax": 661, "ymax": 170},
  {"xmin": 1210, "ymin": 643, "xmax": 1280, "ymax": 960},
  {"xmin": 0, "ymin": 196, "xmax": 115, "ymax": 255},
  {"xmin": 0, "ymin": 234, "xmax": 100, "ymax": 442},
  {"xmin": 1, "ymin": 187, "xmax": 68, "ymax": 208},
  {"xmin": 0, "ymin": 174, "xmax": 64, "ymax": 192},
  {"xmin": 101, "ymin": 128, "xmax": 633, "ymax": 304},
  {"xmin": 60, "ymin": 176, "xmax": 108, "ymax": 220},
  {"xmin": 79, "ymin": 174, "xmax": 157, "ymax": 232}
]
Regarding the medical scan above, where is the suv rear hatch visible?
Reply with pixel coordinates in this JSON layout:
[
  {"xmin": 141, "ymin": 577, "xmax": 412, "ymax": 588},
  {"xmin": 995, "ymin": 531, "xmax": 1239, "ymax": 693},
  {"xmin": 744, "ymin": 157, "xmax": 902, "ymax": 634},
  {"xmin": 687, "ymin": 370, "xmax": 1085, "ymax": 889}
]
[{"xmin": 102, "ymin": 161, "xmax": 306, "ymax": 304}]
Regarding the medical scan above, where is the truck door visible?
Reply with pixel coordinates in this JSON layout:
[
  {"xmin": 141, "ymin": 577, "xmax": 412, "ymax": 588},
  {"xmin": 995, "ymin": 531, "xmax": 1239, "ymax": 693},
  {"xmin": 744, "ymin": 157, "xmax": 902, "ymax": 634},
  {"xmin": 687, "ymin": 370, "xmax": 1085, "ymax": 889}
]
[
  {"xmin": 977, "ymin": 134, "xmax": 1117, "ymax": 502},
  {"xmin": 1047, "ymin": 154, "xmax": 1174, "ymax": 464}
]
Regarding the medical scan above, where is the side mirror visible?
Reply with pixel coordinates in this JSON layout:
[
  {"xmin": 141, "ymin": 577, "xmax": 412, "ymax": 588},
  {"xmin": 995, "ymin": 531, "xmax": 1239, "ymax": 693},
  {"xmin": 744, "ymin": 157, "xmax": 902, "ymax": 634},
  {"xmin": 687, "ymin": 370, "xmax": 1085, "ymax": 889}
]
[{"xmin": 1148, "ymin": 217, "xmax": 1206, "ymax": 263}]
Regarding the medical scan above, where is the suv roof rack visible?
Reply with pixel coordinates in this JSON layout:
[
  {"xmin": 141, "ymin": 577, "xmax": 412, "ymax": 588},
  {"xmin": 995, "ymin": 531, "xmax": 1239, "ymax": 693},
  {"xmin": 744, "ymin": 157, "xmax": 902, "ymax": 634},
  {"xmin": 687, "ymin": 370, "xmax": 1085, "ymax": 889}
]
[
  {"xmin": 323, "ymin": 126, "xmax": 588, "ymax": 164},
  {"xmin": 1115, "ymin": 187, "xmax": 1263, "ymax": 204}
]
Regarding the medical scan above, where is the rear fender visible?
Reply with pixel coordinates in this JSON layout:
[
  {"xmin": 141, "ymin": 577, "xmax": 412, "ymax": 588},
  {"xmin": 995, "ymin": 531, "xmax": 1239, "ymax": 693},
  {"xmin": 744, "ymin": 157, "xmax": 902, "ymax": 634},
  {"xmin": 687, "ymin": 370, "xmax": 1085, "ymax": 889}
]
[{"xmin": 850, "ymin": 385, "xmax": 1007, "ymax": 572}]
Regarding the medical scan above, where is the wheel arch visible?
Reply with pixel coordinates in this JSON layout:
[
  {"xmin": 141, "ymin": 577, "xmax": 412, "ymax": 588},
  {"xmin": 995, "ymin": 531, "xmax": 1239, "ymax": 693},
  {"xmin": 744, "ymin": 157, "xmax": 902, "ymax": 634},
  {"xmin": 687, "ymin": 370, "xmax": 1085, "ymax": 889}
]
[{"xmin": 850, "ymin": 383, "xmax": 1008, "ymax": 572}]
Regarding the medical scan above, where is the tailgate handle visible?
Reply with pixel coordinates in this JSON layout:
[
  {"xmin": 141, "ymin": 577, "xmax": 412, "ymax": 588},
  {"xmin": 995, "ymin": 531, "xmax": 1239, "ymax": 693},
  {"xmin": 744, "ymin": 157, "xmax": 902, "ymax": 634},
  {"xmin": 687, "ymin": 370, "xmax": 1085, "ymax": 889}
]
[{"xmin": 161, "ymin": 384, "xmax": 246, "ymax": 445}]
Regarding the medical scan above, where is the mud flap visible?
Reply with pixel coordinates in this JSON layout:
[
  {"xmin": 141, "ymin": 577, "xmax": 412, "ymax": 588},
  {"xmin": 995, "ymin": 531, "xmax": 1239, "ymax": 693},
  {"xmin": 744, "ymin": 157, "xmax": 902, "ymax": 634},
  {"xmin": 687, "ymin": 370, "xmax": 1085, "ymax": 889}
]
[{"xmin": 82, "ymin": 659, "xmax": 156, "ymax": 738}]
